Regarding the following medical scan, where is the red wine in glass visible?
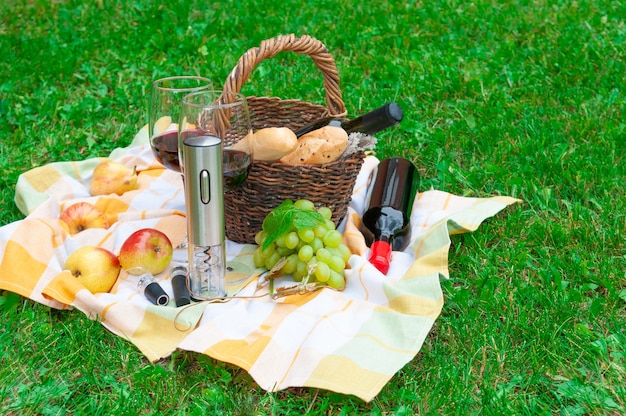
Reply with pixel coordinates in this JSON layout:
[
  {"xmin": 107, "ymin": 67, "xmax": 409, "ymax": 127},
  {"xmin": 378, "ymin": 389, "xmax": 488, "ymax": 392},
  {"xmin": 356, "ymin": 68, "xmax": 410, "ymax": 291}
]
[
  {"xmin": 223, "ymin": 149, "xmax": 252, "ymax": 191},
  {"xmin": 152, "ymin": 132, "xmax": 250, "ymax": 191},
  {"xmin": 151, "ymin": 131, "xmax": 181, "ymax": 172},
  {"xmin": 174, "ymin": 129, "xmax": 252, "ymax": 193}
]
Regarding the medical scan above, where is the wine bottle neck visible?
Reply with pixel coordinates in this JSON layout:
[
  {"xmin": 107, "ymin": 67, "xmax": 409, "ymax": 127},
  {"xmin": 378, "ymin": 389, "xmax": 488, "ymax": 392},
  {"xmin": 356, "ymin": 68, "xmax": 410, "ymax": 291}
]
[
  {"xmin": 294, "ymin": 102, "xmax": 402, "ymax": 138},
  {"xmin": 377, "ymin": 233, "xmax": 392, "ymax": 242},
  {"xmin": 343, "ymin": 102, "xmax": 403, "ymax": 135}
]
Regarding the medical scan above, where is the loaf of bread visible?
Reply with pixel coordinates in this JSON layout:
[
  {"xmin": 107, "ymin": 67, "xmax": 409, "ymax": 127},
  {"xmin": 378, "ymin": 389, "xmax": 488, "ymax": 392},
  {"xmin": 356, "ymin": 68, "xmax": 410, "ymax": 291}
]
[{"xmin": 279, "ymin": 126, "xmax": 348, "ymax": 165}]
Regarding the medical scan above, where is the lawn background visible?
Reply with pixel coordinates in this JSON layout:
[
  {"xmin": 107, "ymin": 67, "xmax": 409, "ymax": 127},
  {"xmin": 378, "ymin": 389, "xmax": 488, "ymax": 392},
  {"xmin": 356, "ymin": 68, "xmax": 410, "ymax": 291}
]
[{"xmin": 1, "ymin": 0, "xmax": 624, "ymax": 414}]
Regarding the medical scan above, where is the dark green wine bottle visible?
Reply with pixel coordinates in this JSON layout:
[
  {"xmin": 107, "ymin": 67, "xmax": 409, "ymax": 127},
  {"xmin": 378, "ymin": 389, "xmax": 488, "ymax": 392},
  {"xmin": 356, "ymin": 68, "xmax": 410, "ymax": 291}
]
[{"xmin": 294, "ymin": 102, "xmax": 403, "ymax": 137}]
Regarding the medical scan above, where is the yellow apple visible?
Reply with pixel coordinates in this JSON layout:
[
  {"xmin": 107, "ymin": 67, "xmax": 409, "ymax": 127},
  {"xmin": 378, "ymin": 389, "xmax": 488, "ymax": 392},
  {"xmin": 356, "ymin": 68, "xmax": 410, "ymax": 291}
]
[
  {"xmin": 65, "ymin": 246, "xmax": 121, "ymax": 293},
  {"xmin": 119, "ymin": 228, "xmax": 173, "ymax": 275},
  {"xmin": 60, "ymin": 202, "xmax": 109, "ymax": 235},
  {"xmin": 90, "ymin": 159, "xmax": 138, "ymax": 196}
]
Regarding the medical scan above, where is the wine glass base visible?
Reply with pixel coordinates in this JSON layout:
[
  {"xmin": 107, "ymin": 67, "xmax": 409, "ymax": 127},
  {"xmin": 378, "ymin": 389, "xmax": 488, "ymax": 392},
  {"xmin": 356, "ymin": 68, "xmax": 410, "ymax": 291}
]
[
  {"xmin": 171, "ymin": 243, "xmax": 188, "ymax": 266},
  {"xmin": 176, "ymin": 234, "xmax": 189, "ymax": 249}
]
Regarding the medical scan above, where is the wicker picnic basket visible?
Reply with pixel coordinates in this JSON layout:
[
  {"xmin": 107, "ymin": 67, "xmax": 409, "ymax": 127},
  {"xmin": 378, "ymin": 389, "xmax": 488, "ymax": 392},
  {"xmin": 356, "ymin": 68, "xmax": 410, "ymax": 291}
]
[{"xmin": 221, "ymin": 34, "xmax": 366, "ymax": 244}]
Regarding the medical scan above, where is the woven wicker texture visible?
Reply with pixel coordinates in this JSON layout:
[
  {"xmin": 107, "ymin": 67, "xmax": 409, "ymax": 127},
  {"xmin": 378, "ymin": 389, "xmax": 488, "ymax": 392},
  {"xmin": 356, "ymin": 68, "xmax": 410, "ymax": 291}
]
[{"xmin": 221, "ymin": 34, "xmax": 365, "ymax": 244}]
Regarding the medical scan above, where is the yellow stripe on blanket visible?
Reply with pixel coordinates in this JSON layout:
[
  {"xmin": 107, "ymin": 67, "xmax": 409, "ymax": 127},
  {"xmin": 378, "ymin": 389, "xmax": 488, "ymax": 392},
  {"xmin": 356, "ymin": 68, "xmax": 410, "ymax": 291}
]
[
  {"xmin": 21, "ymin": 165, "xmax": 64, "ymax": 193},
  {"xmin": 208, "ymin": 337, "xmax": 273, "ymax": 368},
  {"xmin": 0, "ymin": 240, "xmax": 48, "ymax": 297},
  {"xmin": 307, "ymin": 355, "xmax": 393, "ymax": 398}
]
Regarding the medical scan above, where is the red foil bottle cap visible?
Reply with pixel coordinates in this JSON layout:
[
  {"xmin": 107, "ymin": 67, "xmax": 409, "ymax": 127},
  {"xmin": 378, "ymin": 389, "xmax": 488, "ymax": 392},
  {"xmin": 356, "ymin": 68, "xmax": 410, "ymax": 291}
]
[{"xmin": 368, "ymin": 240, "xmax": 392, "ymax": 275}]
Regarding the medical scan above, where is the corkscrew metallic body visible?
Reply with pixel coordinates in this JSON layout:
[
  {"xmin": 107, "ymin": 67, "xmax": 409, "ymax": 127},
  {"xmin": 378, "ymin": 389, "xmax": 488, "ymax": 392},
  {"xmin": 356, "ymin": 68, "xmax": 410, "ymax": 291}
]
[{"xmin": 182, "ymin": 134, "xmax": 226, "ymax": 299}]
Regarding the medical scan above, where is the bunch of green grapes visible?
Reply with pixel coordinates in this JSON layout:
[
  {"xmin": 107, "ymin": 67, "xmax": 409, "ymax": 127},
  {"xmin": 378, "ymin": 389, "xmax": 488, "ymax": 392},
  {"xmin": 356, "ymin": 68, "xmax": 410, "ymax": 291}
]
[{"xmin": 253, "ymin": 199, "xmax": 351, "ymax": 290}]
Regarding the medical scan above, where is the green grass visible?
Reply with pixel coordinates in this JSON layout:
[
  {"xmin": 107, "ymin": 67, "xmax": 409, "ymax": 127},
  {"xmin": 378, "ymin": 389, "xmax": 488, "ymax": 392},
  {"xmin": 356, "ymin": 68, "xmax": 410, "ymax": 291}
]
[{"xmin": 1, "ymin": 0, "xmax": 625, "ymax": 414}]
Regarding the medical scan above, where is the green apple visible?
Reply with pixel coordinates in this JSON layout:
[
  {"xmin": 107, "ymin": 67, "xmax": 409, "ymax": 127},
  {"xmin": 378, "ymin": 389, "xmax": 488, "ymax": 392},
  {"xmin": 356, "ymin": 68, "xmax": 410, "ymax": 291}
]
[{"xmin": 65, "ymin": 246, "xmax": 121, "ymax": 293}]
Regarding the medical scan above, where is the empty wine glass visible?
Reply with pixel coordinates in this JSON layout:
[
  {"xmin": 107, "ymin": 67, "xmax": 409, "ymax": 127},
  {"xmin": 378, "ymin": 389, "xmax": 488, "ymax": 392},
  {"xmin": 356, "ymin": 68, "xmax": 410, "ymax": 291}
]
[
  {"xmin": 148, "ymin": 76, "xmax": 213, "ymax": 173},
  {"xmin": 179, "ymin": 90, "xmax": 253, "ymax": 192}
]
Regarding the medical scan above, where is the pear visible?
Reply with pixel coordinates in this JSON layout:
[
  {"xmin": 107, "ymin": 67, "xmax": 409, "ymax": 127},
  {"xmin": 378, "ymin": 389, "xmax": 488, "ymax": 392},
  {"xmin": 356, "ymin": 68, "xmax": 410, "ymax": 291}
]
[
  {"xmin": 60, "ymin": 201, "xmax": 110, "ymax": 235},
  {"xmin": 90, "ymin": 159, "xmax": 138, "ymax": 196}
]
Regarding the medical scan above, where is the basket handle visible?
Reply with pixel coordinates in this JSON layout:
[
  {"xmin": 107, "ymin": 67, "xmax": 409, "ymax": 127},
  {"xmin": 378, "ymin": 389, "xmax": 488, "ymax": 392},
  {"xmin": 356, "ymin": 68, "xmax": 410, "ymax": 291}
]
[{"xmin": 222, "ymin": 34, "xmax": 347, "ymax": 117}]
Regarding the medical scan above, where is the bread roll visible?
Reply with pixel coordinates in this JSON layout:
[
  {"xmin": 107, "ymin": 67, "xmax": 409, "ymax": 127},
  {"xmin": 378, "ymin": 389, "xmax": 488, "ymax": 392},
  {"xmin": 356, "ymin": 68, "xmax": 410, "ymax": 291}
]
[
  {"xmin": 231, "ymin": 127, "xmax": 297, "ymax": 161},
  {"xmin": 253, "ymin": 127, "xmax": 298, "ymax": 161},
  {"xmin": 279, "ymin": 126, "xmax": 348, "ymax": 165}
]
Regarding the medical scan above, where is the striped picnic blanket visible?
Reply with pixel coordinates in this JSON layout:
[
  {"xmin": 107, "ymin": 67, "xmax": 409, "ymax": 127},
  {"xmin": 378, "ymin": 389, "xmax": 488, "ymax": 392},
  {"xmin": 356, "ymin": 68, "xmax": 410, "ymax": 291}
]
[{"xmin": 0, "ymin": 127, "xmax": 519, "ymax": 401}]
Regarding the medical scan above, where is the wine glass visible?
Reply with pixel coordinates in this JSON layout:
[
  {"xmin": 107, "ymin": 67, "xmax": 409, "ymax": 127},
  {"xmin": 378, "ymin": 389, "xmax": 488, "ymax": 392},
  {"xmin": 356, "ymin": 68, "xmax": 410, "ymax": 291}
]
[
  {"xmin": 148, "ymin": 76, "xmax": 212, "ymax": 257},
  {"xmin": 178, "ymin": 90, "xmax": 253, "ymax": 192},
  {"xmin": 148, "ymin": 76, "xmax": 213, "ymax": 173}
]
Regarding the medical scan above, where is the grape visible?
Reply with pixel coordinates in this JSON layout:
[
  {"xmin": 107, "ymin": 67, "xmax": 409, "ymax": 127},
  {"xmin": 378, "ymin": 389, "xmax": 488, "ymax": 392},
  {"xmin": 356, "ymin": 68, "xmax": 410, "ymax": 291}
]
[
  {"xmin": 328, "ymin": 255, "xmax": 346, "ymax": 273},
  {"xmin": 281, "ymin": 253, "xmax": 300, "ymax": 275},
  {"xmin": 294, "ymin": 199, "xmax": 315, "ymax": 211},
  {"xmin": 284, "ymin": 231, "xmax": 299, "ymax": 249},
  {"xmin": 317, "ymin": 206, "xmax": 333, "ymax": 220},
  {"xmin": 261, "ymin": 243, "xmax": 275, "ymax": 258},
  {"xmin": 324, "ymin": 219, "xmax": 336, "ymax": 231},
  {"xmin": 292, "ymin": 268, "xmax": 305, "ymax": 282},
  {"xmin": 253, "ymin": 247, "xmax": 265, "ymax": 268},
  {"xmin": 295, "ymin": 239, "xmax": 306, "ymax": 251},
  {"xmin": 254, "ymin": 230, "xmax": 266, "ymax": 246},
  {"xmin": 315, "ymin": 247, "xmax": 333, "ymax": 264},
  {"xmin": 275, "ymin": 234, "xmax": 286, "ymax": 247},
  {"xmin": 314, "ymin": 262, "xmax": 331, "ymax": 282},
  {"xmin": 298, "ymin": 245, "xmax": 314, "ymax": 262},
  {"xmin": 276, "ymin": 246, "xmax": 292, "ymax": 257},
  {"xmin": 328, "ymin": 244, "xmax": 352, "ymax": 263},
  {"xmin": 323, "ymin": 230, "xmax": 343, "ymax": 248},
  {"xmin": 264, "ymin": 251, "xmax": 282, "ymax": 270},
  {"xmin": 313, "ymin": 225, "xmax": 328, "ymax": 239},
  {"xmin": 337, "ymin": 244, "xmax": 352, "ymax": 262},
  {"xmin": 297, "ymin": 228, "xmax": 315, "ymax": 243},
  {"xmin": 310, "ymin": 237, "xmax": 324, "ymax": 254},
  {"xmin": 295, "ymin": 259, "xmax": 308, "ymax": 278},
  {"xmin": 327, "ymin": 270, "xmax": 345, "ymax": 289}
]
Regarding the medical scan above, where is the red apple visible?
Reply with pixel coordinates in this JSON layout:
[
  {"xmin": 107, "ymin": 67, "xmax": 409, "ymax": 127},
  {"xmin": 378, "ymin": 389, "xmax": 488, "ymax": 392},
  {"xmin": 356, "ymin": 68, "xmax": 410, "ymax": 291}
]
[
  {"xmin": 119, "ymin": 228, "xmax": 173, "ymax": 275},
  {"xmin": 60, "ymin": 202, "xmax": 109, "ymax": 235},
  {"xmin": 65, "ymin": 246, "xmax": 121, "ymax": 293}
]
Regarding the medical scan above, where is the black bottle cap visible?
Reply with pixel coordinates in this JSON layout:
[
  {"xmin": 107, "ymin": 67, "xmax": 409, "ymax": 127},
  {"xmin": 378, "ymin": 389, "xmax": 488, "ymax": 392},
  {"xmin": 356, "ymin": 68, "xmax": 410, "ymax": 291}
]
[
  {"xmin": 144, "ymin": 282, "xmax": 170, "ymax": 306},
  {"xmin": 171, "ymin": 266, "xmax": 191, "ymax": 307},
  {"xmin": 386, "ymin": 102, "xmax": 403, "ymax": 123}
]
